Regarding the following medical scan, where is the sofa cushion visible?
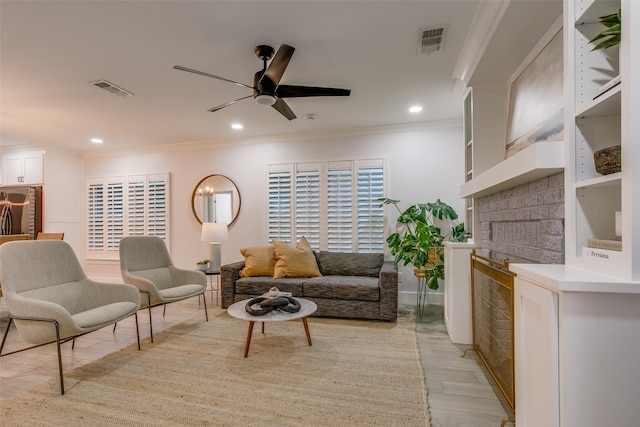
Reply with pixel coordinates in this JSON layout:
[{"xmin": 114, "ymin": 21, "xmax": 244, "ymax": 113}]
[
  {"xmin": 235, "ymin": 277, "xmax": 305, "ymax": 296},
  {"xmin": 273, "ymin": 237, "xmax": 322, "ymax": 279},
  {"xmin": 302, "ymin": 276, "xmax": 380, "ymax": 302},
  {"xmin": 314, "ymin": 251, "xmax": 383, "ymax": 277},
  {"xmin": 239, "ymin": 245, "xmax": 276, "ymax": 277}
]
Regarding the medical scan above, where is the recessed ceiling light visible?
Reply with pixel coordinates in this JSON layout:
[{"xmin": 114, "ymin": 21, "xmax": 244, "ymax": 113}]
[
  {"xmin": 409, "ymin": 105, "xmax": 423, "ymax": 113},
  {"xmin": 91, "ymin": 138, "xmax": 103, "ymax": 144},
  {"xmin": 231, "ymin": 123, "xmax": 243, "ymax": 130}
]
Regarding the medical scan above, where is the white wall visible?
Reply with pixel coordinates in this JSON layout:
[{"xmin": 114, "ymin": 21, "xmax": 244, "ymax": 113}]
[
  {"xmin": 43, "ymin": 148, "xmax": 84, "ymax": 251},
  {"xmin": 78, "ymin": 124, "xmax": 465, "ymax": 300}
]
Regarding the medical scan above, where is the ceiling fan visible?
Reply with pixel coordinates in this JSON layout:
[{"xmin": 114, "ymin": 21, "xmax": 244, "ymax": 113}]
[{"xmin": 174, "ymin": 44, "xmax": 351, "ymax": 120}]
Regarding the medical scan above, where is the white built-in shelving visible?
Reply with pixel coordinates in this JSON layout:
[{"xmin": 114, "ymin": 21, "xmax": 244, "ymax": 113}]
[
  {"xmin": 511, "ymin": 1, "xmax": 640, "ymax": 426},
  {"xmin": 565, "ymin": 0, "xmax": 639, "ymax": 280}
]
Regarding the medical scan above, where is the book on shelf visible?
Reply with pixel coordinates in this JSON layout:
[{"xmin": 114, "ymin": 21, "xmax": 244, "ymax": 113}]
[
  {"xmin": 587, "ymin": 238, "xmax": 622, "ymax": 251},
  {"xmin": 582, "ymin": 247, "xmax": 623, "ymax": 264},
  {"xmin": 593, "ymin": 75, "xmax": 621, "ymax": 100}
]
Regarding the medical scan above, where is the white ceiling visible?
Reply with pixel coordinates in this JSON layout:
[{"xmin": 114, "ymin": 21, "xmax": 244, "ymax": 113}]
[{"xmin": 0, "ymin": 1, "xmax": 562, "ymax": 154}]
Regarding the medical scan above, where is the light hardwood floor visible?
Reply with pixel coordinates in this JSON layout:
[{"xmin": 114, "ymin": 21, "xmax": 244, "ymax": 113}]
[{"xmin": 1, "ymin": 296, "xmax": 511, "ymax": 426}]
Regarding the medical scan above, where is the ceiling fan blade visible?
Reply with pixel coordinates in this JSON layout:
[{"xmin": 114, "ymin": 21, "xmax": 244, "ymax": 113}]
[
  {"xmin": 262, "ymin": 44, "xmax": 295, "ymax": 87},
  {"xmin": 276, "ymin": 85, "xmax": 351, "ymax": 98},
  {"xmin": 271, "ymin": 98, "xmax": 296, "ymax": 120},
  {"xmin": 208, "ymin": 95, "xmax": 253, "ymax": 113},
  {"xmin": 174, "ymin": 65, "xmax": 255, "ymax": 90}
]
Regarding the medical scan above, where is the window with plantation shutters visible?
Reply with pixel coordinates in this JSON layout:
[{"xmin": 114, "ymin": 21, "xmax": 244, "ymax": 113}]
[
  {"xmin": 267, "ymin": 159, "xmax": 385, "ymax": 252},
  {"xmin": 86, "ymin": 173, "xmax": 170, "ymax": 259}
]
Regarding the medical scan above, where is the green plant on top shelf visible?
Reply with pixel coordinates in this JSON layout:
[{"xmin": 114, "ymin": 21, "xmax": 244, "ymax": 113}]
[{"xmin": 590, "ymin": 9, "xmax": 621, "ymax": 51}]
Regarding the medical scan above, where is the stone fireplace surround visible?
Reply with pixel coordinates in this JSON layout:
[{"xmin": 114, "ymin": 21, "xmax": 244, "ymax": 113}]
[{"xmin": 475, "ymin": 172, "xmax": 564, "ymax": 265}]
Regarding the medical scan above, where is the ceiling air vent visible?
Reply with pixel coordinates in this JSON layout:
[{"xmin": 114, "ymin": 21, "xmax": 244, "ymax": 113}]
[
  {"xmin": 91, "ymin": 80, "xmax": 134, "ymax": 97},
  {"xmin": 417, "ymin": 25, "xmax": 448, "ymax": 55}
]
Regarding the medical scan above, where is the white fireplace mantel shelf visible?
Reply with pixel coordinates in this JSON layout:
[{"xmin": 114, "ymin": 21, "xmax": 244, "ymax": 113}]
[{"xmin": 460, "ymin": 141, "xmax": 565, "ymax": 198}]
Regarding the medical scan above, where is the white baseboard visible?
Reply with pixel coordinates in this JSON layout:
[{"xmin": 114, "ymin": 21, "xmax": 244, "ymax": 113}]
[{"xmin": 398, "ymin": 291, "xmax": 444, "ymax": 307}]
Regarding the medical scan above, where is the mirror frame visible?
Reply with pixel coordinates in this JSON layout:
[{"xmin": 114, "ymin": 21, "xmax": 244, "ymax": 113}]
[{"xmin": 191, "ymin": 174, "xmax": 241, "ymax": 226}]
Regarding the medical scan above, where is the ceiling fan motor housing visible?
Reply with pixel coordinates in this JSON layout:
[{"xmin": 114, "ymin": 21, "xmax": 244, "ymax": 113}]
[{"xmin": 253, "ymin": 70, "xmax": 277, "ymax": 105}]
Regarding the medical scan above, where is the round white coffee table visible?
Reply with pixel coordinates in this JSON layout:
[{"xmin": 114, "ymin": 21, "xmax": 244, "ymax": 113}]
[{"xmin": 227, "ymin": 297, "xmax": 317, "ymax": 358}]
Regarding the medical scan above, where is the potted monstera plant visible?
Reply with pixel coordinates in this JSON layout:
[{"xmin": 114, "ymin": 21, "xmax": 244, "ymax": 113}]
[{"xmin": 379, "ymin": 197, "xmax": 470, "ymax": 290}]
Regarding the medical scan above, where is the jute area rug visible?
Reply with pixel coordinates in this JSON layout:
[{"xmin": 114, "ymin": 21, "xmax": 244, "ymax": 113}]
[{"xmin": 1, "ymin": 310, "xmax": 429, "ymax": 426}]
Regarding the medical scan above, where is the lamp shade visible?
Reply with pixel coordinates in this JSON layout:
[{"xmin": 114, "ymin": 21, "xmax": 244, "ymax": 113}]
[{"xmin": 201, "ymin": 222, "xmax": 228, "ymax": 243}]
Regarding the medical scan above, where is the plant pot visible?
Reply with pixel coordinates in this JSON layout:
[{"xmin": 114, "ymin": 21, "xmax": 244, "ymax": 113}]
[
  {"xmin": 594, "ymin": 145, "xmax": 621, "ymax": 175},
  {"xmin": 413, "ymin": 247, "xmax": 443, "ymax": 278},
  {"xmin": 196, "ymin": 264, "xmax": 208, "ymax": 271}
]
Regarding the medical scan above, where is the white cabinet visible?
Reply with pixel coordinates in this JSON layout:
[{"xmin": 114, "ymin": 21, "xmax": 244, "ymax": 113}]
[
  {"xmin": 1, "ymin": 151, "xmax": 44, "ymax": 185},
  {"xmin": 514, "ymin": 275, "xmax": 559, "ymax": 427},
  {"xmin": 443, "ymin": 242, "xmax": 475, "ymax": 344},
  {"xmin": 512, "ymin": 264, "xmax": 640, "ymax": 427},
  {"xmin": 565, "ymin": 0, "xmax": 640, "ymax": 280}
]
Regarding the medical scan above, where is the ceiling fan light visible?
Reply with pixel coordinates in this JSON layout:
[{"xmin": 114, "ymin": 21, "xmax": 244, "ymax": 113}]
[{"xmin": 255, "ymin": 94, "xmax": 277, "ymax": 106}]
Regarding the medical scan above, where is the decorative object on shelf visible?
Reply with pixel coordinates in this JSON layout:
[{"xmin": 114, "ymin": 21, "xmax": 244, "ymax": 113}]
[
  {"xmin": 379, "ymin": 197, "xmax": 470, "ymax": 291},
  {"xmin": 594, "ymin": 144, "xmax": 621, "ymax": 175},
  {"xmin": 244, "ymin": 296, "xmax": 301, "ymax": 316},
  {"xmin": 191, "ymin": 174, "xmax": 241, "ymax": 225},
  {"xmin": 593, "ymin": 75, "xmax": 621, "ymax": 100},
  {"xmin": 587, "ymin": 239, "xmax": 622, "ymax": 251},
  {"xmin": 590, "ymin": 9, "xmax": 621, "ymax": 51},
  {"xmin": 505, "ymin": 23, "xmax": 564, "ymax": 158},
  {"xmin": 196, "ymin": 259, "xmax": 209, "ymax": 271},
  {"xmin": 201, "ymin": 222, "xmax": 229, "ymax": 271}
]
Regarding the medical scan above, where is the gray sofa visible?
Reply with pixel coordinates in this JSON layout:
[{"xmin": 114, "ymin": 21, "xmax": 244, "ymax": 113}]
[{"xmin": 221, "ymin": 251, "xmax": 398, "ymax": 321}]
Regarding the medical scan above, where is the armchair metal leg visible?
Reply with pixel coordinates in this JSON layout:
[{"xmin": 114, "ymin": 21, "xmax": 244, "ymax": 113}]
[
  {"xmin": 148, "ymin": 305, "xmax": 153, "ymax": 343},
  {"xmin": 202, "ymin": 292, "xmax": 209, "ymax": 322},
  {"xmin": 0, "ymin": 316, "xmax": 65, "ymax": 394},
  {"xmin": 134, "ymin": 312, "xmax": 141, "ymax": 350}
]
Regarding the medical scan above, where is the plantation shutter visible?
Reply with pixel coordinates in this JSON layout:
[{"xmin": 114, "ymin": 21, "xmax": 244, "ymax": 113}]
[
  {"xmin": 295, "ymin": 163, "xmax": 321, "ymax": 249},
  {"xmin": 147, "ymin": 174, "xmax": 169, "ymax": 241},
  {"xmin": 87, "ymin": 182, "xmax": 104, "ymax": 251},
  {"xmin": 356, "ymin": 159, "xmax": 385, "ymax": 252},
  {"xmin": 127, "ymin": 177, "xmax": 145, "ymax": 237},
  {"xmin": 106, "ymin": 180, "xmax": 124, "ymax": 251},
  {"xmin": 326, "ymin": 161, "xmax": 353, "ymax": 251},
  {"xmin": 268, "ymin": 164, "xmax": 292, "ymax": 243},
  {"xmin": 86, "ymin": 173, "xmax": 171, "ymax": 259}
]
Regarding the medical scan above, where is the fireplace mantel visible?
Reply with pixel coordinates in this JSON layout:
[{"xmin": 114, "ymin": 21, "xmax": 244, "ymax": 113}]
[{"xmin": 460, "ymin": 141, "xmax": 564, "ymax": 199}]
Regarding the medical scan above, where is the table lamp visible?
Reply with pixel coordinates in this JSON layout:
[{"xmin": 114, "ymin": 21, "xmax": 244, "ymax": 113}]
[{"xmin": 201, "ymin": 222, "xmax": 228, "ymax": 271}]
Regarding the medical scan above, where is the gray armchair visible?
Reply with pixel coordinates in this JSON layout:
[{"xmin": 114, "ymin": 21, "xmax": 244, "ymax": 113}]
[
  {"xmin": 0, "ymin": 240, "xmax": 141, "ymax": 395},
  {"xmin": 119, "ymin": 236, "xmax": 208, "ymax": 342}
]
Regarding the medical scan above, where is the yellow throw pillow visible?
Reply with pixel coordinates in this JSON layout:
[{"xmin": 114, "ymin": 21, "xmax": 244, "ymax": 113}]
[
  {"xmin": 239, "ymin": 245, "xmax": 276, "ymax": 277},
  {"xmin": 273, "ymin": 236, "xmax": 322, "ymax": 279}
]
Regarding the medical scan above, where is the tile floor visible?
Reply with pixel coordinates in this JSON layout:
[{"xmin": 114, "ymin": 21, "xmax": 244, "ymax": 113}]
[{"xmin": 0, "ymin": 296, "xmax": 512, "ymax": 426}]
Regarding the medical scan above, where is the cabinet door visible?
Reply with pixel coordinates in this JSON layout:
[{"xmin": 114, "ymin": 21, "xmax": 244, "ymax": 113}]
[
  {"xmin": 2, "ymin": 153, "xmax": 23, "ymax": 184},
  {"xmin": 21, "ymin": 152, "xmax": 44, "ymax": 184},
  {"xmin": 514, "ymin": 277, "xmax": 559, "ymax": 427}
]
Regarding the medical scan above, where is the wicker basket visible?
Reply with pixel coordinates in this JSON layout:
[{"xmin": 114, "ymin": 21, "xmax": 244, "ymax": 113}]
[{"xmin": 594, "ymin": 145, "xmax": 621, "ymax": 175}]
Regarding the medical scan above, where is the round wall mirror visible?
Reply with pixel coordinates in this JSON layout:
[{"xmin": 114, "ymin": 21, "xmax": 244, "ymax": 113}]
[{"xmin": 191, "ymin": 174, "xmax": 241, "ymax": 226}]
